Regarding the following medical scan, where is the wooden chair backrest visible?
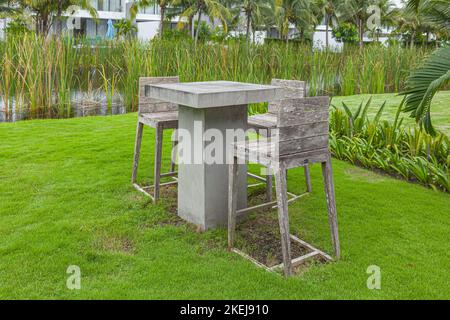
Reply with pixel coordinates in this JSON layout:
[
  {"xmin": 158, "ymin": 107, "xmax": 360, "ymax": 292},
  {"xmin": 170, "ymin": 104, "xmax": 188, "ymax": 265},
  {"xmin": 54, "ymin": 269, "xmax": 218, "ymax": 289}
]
[
  {"xmin": 276, "ymin": 96, "xmax": 330, "ymax": 156},
  {"xmin": 139, "ymin": 76, "xmax": 180, "ymax": 114},
  {"xmin": 268, "ymin": 79, "xmax": 306, "ymax": 114}
]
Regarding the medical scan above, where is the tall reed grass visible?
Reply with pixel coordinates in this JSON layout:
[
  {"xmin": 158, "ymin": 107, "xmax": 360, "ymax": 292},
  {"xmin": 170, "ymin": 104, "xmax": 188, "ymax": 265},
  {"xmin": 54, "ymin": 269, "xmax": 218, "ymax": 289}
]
[{"xmin": 0, "ymin": 35, "xmax": 431, "ymax": 119}]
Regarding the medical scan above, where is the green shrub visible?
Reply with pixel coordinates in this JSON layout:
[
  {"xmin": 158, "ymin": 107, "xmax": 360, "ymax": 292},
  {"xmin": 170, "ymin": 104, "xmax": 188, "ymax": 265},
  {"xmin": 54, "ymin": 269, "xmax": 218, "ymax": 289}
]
[
  {"xmin": 332, "ymin": 23, "xmax": 359, "ymax": 44},
  {"xmin": 330, "ymin": 99, "xmax": 449, "ymax": 192}
]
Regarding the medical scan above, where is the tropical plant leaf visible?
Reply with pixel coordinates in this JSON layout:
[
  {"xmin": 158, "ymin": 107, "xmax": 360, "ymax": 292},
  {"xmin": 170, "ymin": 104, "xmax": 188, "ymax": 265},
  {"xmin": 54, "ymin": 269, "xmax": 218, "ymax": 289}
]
[{"xmin": 401, "ymin": 46, "xmax": 450, "ymax": 136}]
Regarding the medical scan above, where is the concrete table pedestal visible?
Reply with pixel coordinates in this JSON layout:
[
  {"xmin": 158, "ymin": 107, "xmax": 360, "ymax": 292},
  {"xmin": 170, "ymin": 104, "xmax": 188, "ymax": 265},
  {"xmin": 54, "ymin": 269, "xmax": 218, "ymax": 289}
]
[{"xmin": 146, "ymin": 81, "xmax": 282, "ymax": 230}]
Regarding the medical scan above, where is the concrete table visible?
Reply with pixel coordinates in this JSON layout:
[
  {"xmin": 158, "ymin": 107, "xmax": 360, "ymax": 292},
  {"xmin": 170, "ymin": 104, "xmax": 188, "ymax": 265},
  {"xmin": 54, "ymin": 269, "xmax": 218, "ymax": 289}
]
[{"xmin": 146, "ymin": 81, "xmax": 282, "ymax": 230}]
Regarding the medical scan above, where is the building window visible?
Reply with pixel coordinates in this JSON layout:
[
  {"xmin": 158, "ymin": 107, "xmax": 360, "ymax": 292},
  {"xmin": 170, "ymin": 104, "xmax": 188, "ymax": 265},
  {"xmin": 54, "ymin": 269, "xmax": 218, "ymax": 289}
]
[{"xmin": 92, "ymin": 0, "xmax": 122, "ymax": 12}]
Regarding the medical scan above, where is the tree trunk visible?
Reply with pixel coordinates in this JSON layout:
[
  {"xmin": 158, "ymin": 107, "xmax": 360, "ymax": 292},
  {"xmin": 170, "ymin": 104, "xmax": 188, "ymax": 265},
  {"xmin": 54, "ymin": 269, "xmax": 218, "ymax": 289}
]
[
  {"xmin": 358, "ymin": 18, "xmax": 364, "ymax": 48},
  {"xmin": 36, "ymin": 18, "xmax": 40, "ymax": 36},
  {"xmin": 285, "ymin": 20, "xmax": 289, "ymax": 44},
  {"xmin": 195, "ymin": 11, "xmax": 202, "ymax": 45},
  {"xmin": 159, "ymin": 5, "xmax": 166, "ymax": 38},
  {"xmin": 56, "ymin": 0, "xmax": 63, "ymax": 36},
  {"xmin": 410, "ymin": 30, "xmax": 415, "ymax": 49},
  {"xmin": 246, "ymin": 11, "xmax": 251, "ymax": 42},
  {"xmin": 189, "ymin": 15, "xmax": 194, "ymax": 38},
  {"xmin": 325, "ymin": 14, "xmax": 329, "ymax": 48},
  {"xmin": 252, "ymin": 24, "xmax": 256, "ymax": 43}
]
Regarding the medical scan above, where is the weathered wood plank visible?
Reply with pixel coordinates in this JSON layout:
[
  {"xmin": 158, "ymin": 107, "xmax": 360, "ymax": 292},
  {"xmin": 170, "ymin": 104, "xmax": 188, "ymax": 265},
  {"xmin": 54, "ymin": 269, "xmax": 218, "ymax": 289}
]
[
  {"xmin": 281, "ymin": 149, "xmax": 329, "ymax": 169},
  {"xmin": 270, "ymin": 251, "xmax": 320, "ymax": 271},
  {"xmin": 139, "ymin": 112, "xmax": 178, "ymax": 129},
  {"xmin": 277, "ymin": 96, "xmax": 329, "ymax": 127},
  {"xmin": 133, "ymin": 183, "xmax": 155, "ymax": 202},
  {"xmin": 274, "ymin": 162, "xmax": 292, "ymax": 277},
  {"xmin": 290, "ymin": 234, "xmax": 333, "ymax": 261},
  {"xmin": 237, "ymin": 200, "xmax": 278, "ymax": 216},
  {"xmin": 278, "ymin": 110, "xmax": 329, "ymax": 127},
  {"xmin": 153, "ymin": 125, "xmax": 163, "ymax": 202},
  {"xmin": 279, "ymin": 135, "xmax": 329, "ymax": 155},
  {"xmin": 278, "ymin": 121, "xmax": 329, "ymax": 140},
  {"xmin": 321, "ymin": 155, "xmax": 341, "ymax": 259},
  {"xmin": 132, "ymin": 121, "xmax": 144, "ymax": 184},
  {"xmin": 248, "ymin": 113, "xmax": 277, "ymax": 129},
  {"xmin": 139, "ymin": 76, "xmax": 180, "ymax": 114},
  {"xmin": 268, "ymin": 79, "xmax": 306, "ymax": 114},
  {"xmin": 232, "ymin": 249, "xmax": 276, "ymax": 273}
]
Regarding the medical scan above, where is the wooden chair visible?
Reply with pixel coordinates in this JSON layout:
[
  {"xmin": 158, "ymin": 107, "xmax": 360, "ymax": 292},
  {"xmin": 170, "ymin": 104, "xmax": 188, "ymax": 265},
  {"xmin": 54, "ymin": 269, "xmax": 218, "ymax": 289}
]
[
  {"xmin": 247, "ymin": 79, "xmax": 311, "ymax": 201},
  {"xmin": 228, "ymin": 97, "xmax": 340, "ymax": 277},
  {"xmin": 132, "ymin": 76, "xmax": 180, "ymax": 202}
]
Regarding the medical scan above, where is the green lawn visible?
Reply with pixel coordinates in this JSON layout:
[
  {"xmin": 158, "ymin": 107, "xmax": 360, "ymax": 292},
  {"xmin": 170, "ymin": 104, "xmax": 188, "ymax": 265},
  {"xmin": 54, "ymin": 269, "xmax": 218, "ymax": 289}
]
[
  {"xmin": 0, "ymin": 113, "xmax": 449, "ymax": 300},
  {"xmin": 332, "ymin": 91, "xmax": 450, "ymax": 135}
]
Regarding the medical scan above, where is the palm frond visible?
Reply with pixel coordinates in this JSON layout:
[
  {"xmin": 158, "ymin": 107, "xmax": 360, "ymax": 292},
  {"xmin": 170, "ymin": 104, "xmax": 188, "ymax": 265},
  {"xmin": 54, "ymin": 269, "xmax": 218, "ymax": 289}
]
[{"xmin": 401, "ymin": 46, "xmax": 450, "ymax": 136}]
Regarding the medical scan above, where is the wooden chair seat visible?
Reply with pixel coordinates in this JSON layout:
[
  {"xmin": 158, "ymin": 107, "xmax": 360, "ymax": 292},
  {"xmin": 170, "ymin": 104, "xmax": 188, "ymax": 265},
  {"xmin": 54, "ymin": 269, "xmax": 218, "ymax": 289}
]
[
  {"xmin": 247, "ymin": 79, "xmax": 306, "ymax": 132},
  {"xmin": 247, "ymin": 113, "xmax": 277, "ymax": 129},
  {"xmin": 234, "ymin": 139, "xmax": 329, "ymax": 169},
  {"xmin": 139, "ymin": 111, "xmax": 178, "ymax": 129}
]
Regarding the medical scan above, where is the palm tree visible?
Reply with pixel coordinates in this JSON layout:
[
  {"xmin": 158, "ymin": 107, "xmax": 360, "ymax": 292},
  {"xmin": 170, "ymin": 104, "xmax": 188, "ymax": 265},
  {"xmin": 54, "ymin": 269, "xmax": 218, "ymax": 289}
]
[
  {"xmin": 401, "ymin": 46, "xmax": 450, "ymax": 135},
  {"xmin": 130, "ymin": 0, "xmax": 175, "ymax": 38},
  {"xmin": 114, "ymin": 18, "xmax": 138, "ymax": 39},
  {"xmin": 5, "ymin": 0, "xmax": 97, "ymax": 36},
  {"xmin": 405, "ymin": 0, "xmax": 450, "ymax": 44},
  {"xmin": 274, "ymin": 0, "xmax": 314, "ymax": 44},
  {"xmin": 339, "ymin": 0, "xmax": 378, "ymax": 47},
  {"xmin": 396, "ymin": 2, "xmax": 426, "ymax": 48},
  {"xmin": 370, "ymin": 0, "xmax": 396, "ymax": 42},
  {"xmin": 174, "ymin": 0, "xmax": 231, "ymax": 44},
  {"xmin": 294, "ymin": 0, "xmax": 317, "ymax": 43},
  {"xmin": 0, "ymin": 0, "xmax": 17, "ymax": 14},
  {"xmin": 314, "ymin": 0, "xmax": 341, "ymax": 48},
  {"xmin": 227, "ymin": 0, "xmax": 271, "ymax": 42}
]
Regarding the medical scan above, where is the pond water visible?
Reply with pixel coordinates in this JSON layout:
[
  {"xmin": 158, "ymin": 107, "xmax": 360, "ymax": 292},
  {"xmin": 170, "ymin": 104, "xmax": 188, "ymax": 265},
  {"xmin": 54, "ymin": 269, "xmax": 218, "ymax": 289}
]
[{"xmin": 0, "ymin": 90, "xmax": 127, "ymax": 123}]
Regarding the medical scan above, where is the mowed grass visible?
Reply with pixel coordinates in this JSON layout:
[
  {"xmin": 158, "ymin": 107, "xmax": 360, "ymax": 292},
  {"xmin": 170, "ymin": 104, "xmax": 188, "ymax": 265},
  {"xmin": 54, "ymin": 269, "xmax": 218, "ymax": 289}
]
[
  {"xmin": 0, "ymin": 113, "xmax": 449, "ymax": 300},
  {"xmin": 332, "ymin": 91, "xmax": 450, "ymax": 135}
]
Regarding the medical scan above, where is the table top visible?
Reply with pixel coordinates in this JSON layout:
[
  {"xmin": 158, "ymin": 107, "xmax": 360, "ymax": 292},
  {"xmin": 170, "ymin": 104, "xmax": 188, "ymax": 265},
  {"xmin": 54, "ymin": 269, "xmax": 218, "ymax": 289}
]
[{"xmin": 145, "ymin": 81, "xmax": 282, "ymax": 108}]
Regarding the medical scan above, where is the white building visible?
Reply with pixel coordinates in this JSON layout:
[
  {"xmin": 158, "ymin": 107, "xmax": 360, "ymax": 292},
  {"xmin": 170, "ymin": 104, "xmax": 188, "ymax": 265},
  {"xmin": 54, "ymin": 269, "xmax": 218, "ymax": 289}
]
[
  {"xmin": 1, "ymin": 1, "xmax": 402, "ymax": 44},
  {"xmin": 0, "ymin": 1, "xmax": 168, "ymax": 40},
  {"xmin": 60, "ymin": 0, "xmax": 166, "ymax": 40}
]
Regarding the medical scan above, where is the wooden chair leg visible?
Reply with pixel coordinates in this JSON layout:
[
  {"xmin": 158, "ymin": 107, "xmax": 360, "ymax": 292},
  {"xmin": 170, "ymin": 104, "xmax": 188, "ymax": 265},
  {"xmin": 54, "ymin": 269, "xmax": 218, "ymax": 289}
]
[
  {"xmin": 274, "ymin": 162, "xmax": 292, "ymax": 277},
  {"xmin": 265, "ymin": 128, "xmax": 272, "ymax": 201},
  {"xmin": 154, "ymin": 125, "xmax": 163, "ymax": 202},
  {"xmin": 304, "ymin": 165, "xmax": 312, "ymax": 193},
  {"xmin": 132, "ymin": 121, "xmax": 144, "ymax": 184},
  {"xmin": 228, "ymin": 156, "xmax": 238, "ymax": 250},
  {"xmin": 266, "ymin": 170, "xmax": 273, "ymax": 202},
  {"xmin": 321, "ymin": 155, "xmax": 341, "ymax": 259}
]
